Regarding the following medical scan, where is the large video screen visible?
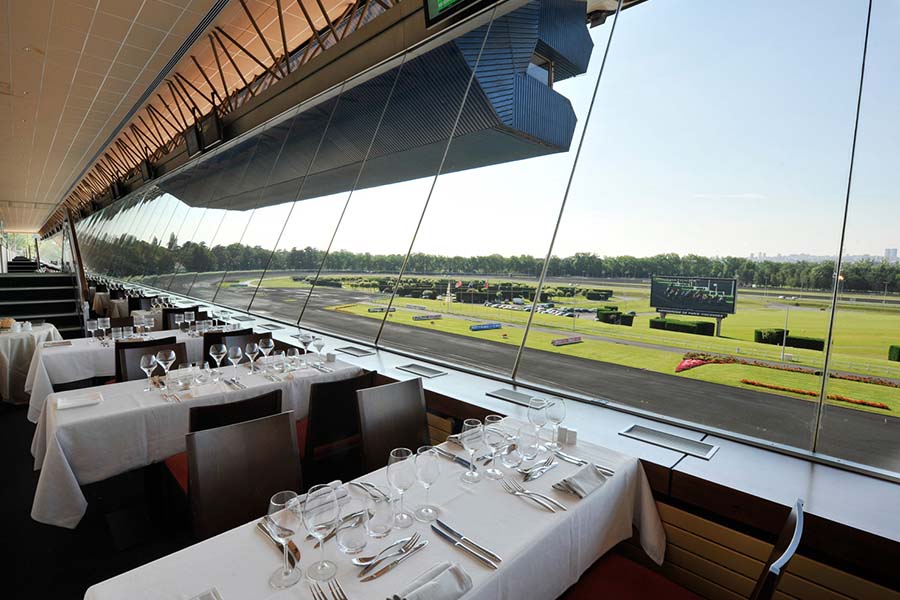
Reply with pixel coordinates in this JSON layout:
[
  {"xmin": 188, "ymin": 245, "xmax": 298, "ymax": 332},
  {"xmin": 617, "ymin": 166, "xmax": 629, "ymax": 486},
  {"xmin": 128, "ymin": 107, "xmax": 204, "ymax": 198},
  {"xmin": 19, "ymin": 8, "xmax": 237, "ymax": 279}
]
[
  {"xmin": 650, "ymin": 276, "xmax": 737, "ymax": 315},
  {"xmin": 424, "ymin": 0, "xmax": 493, "ymax": 27}
]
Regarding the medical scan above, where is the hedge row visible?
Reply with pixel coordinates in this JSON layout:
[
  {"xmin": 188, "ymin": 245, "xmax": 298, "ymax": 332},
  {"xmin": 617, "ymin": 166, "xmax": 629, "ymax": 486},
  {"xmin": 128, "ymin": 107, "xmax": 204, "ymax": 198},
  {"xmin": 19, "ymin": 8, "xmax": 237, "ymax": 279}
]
[
  {"xmin": 649, "ymin": 317, "xmax": 714, "ymax": 336},
  {"xmin": 754, "ymin": 328, "xmax": 824, "ymax": 351},
  {"xmin": 754, "ymin": 328, "xmax": 787, "ymax": 345},
  {"xmin": 596, "ymin": 310, "xmax": 634, "ymax": 326},
  {"xmin": 784, "ymin": 335, "xmax": 825, "ymax": 351},
  {"xmin": 890, "ymin": 345, "xmax": 900, "ymax": 362}
]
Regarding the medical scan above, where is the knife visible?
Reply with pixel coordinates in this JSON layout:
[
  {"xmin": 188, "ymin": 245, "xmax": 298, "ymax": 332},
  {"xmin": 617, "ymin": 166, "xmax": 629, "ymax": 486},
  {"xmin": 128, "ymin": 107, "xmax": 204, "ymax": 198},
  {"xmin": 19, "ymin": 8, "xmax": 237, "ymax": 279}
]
[
  {"xmin": 256, "ymin": 522, "xmax": 301, "ymax": 567},
  {"xmin": 430, "ymin": 525, "xmax": 498, "ymax": 570},
  {"xmin": 360, "ymin": 540, "xmax": 428, "ymax": 582},
  {"xmin": 432, "ymin": 447, "xmax": 474, "ymax": 470},
  {"xmin": 554, "ymin": 450, "xmax": 616, "ymax": 476},
  {"xmin": 434, "ymin": 519, "xmax": 502, "ymax": 563},
  {"xmin": 524, "ymin": 461, "xmax": 558, "ymax": 482}
]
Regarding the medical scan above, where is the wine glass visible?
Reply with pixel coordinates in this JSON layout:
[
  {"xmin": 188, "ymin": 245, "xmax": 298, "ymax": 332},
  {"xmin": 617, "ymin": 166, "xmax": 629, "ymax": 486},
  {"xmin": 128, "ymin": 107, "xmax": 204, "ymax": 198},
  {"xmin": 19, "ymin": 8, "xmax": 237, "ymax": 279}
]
[
  {"xmin": 414, "ymin": 446, "xmax": 441, "ymax": 522},
  {"xmin": 258, "ymin": 337, "xmax": 274, "ymax": 374},
  {"xmin": 184, "ymin": 311, "xmax": 195, "ymax": 334},
  {"xmin": 459, "ymin": 419, "xmax": 484, "ymax": 484},
  {"xmin": 227, "ymin": 346, "xmax": 243, "ymax": 380},
  {"xmin": 267, "ymin": 490, "xmax": 302, "ymax": 589},
  {"xmin": 98, "ymin": 317, "xmax": 110, "ymax": 339},
  {"xmin": 483, "ymin": 414, "xmax": 507, "ymax": 480},
  {"xmin": 298, "ymin": 332, "xmax": 313, "ymax": 367},
  {"xmin": 528, "ymin": 397, "xmax": 548, "ymax": 451},
  {"xmin": 245, "ymin": 342, "xmax": 259, "ymax": 374},
  {"xmin": 155, "ymin": 349, "xmax": 176, "ymax": 392},
  {"xmin": 313, "ymin": 336, "xmax": 325, "ymax": 364},
  {"xmin": 545, "ymin": 397, "xmax": 567, "ymax": 451},
  {"xmin": 86, "ymin": 319, "xmax": 97, "ymax": 342},
  {"xmin": 387, "ymin": 448, "xmax": 416, "ymax": 528},
  {"xmin": 139, "ymin": 354, "xmax": 158, "ymax": 392},
  {"xmin": 209, "ymin": 343, "xmax": 226, "ymax": 382},
  {"xmin": 173, "ymin": 314, "xmax": 184, "ymax": 332},
  {"xmin": 302, "ymin": 484, "xmax": 339, "ymax": 582}
]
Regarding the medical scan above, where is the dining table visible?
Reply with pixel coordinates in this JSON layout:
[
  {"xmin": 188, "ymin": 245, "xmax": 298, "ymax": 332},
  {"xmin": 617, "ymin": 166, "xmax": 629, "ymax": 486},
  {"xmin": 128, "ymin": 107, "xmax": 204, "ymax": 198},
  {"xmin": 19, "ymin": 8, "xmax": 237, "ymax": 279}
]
[
  {"xmin": 82, "ymin": 417, "xmax": 665, "ymax": 600},
  {"xmin": 25, "ymin": 329, "xmax": 207, "ymax": 423},
  {"xmin": 0, "ymin": 323, "xmax": 62, "ymax": 404},
  {"xmin": 31, "ymin": 358, "xmax": 363, "ymax": 529},
  {"xmin": 91, "ymin": 292, "xmax": 129, "ymax": 318}
]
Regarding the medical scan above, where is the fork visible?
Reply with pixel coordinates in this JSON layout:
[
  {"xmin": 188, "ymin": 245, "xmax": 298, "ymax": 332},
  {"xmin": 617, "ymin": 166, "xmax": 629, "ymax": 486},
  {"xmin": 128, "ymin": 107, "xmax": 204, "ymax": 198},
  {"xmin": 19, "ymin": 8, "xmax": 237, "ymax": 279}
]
[
  {"xmin": 505, "ymin": 478, "xmax": 567, "ymax": 511},
  {"xmin": 499, "ymin": 478, "xmax": 556, "ymax": 512},
  {"xmin": 329, "ymin": 580, "xmax": 349, "ymax": 600},
  {"xmin": 358, "ymin": 532, "xmax": 421, "ymax": 577},
  {"xmin": 310, "ymin": 583, "xmax": 328, "ymax": 600},
  {"xmin": 516, "ymin": 455, "xmax": 553, "ymax": 475}
]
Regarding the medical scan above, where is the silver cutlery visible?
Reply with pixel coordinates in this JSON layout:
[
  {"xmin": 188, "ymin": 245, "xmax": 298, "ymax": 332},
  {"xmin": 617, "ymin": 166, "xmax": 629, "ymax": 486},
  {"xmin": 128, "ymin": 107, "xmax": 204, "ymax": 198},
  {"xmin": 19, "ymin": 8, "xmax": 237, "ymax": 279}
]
[
  {"xmin": 434, "ymin": 519, "xmax": 502, "ymax": 563},
  {"xmin": 516, "ymin": 456, "xmax": 554, "ymax": 475},
  {"xmin": 358, "ymin": 533, "xmax": 421, "ymax": 577},
  {"xmin": 256, "ymin": 521, "xmax": 300, "ymax": 567},
  {"xmin": 227, "ymin": 377, "xmax": 247, "ymax": 390},
  {"xmin": 499, "ymin": 478, "xmax": 556, "ymax": 512},
  {"xmin": 430, "ymin": 524, "xmax": 499, "ymax": 569},
  {"xmin": 552, "ymin": 481, "xmax": 582, "ymax": 497},
  {"xmin": 554, "ymin": 450, "xmax": 616, "ymax": 476},
  {"xmin": 523, "ymin": 461, "xmax": 558, "ymax": 482},
  {"xmin": 352, "ymin": 535, "xmax": 415, "ymax": 566},
  {"xmin": 504, "ymin": 479, "xmax": 567, "ymax": 511},
  {"xmin": 310, "ymin": 583, "xmax": 328, "ymax": 600},
  {"xmin": 432, "ymin": 447, "xmax": 474, "ymax": 470},
  {"xmin": 328, "ymin": 580, "xmax": 349, "ymax": 600},
  {"xmin": 349, "ymin": 481, "xmax": 390, "ymax": 501},
  {"xmin": 310, "ymin": 509, "xmax": 370, "ymax": 547},
  {"xmin": 360, "ymin": 540, "xmax": 428, "ymax": 582}
]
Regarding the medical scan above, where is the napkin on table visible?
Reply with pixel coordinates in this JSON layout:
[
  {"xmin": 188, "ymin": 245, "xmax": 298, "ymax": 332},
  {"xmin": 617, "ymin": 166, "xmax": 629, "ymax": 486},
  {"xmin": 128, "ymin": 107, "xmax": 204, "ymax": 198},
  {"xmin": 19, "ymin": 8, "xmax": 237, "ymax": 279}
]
[
  {"xmin": 57, "ymin": 391, "xmax": 104, "ymax": 410},
  {"xmin": 557, "ymin": 464, "xmax": 607, "ymax": 499},
  {"xmin": 399, "ymin": 562, "xmax": 473, "ymax": 600},
  {"xmin": 296, "ymin": 480, "xmax": 351, "ymax": 511}
]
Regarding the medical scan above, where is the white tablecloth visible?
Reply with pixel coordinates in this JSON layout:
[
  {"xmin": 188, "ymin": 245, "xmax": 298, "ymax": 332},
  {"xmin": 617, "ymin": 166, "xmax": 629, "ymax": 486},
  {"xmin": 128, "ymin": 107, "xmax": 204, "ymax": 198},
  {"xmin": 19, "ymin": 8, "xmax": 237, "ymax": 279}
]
[
  {"xmin": 91, "ymin": 292, "xmax": 109, "ymax": 315},
  {"xmin": 31, "ymin": 359, "xmax": 362, "ymax": 528},
  {"xmin": 109, "ymin": 298, "xmax": 129, "ymax": 318},
  {"xmin": 132, "ymin": 309, "xmax": 163, "ymax": 331},
  {"xmin": 83, "ymin": 417, "xmax": 665, "ymax": 600},
  {"xmin": 0, "ymin": 323, "xmax": 62, "ymax": 403},
  {"xmin": 25, "ymin": 330, "xmax": 206, "ymax": 423}
]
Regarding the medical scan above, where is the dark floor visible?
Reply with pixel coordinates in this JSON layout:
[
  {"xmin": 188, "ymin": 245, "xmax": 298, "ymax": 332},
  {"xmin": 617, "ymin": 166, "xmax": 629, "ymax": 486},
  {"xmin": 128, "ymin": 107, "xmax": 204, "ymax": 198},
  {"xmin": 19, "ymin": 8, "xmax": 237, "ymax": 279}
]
[{"xmin": 2, "ymin": 402, "xmax": 194, "ymax": 600}]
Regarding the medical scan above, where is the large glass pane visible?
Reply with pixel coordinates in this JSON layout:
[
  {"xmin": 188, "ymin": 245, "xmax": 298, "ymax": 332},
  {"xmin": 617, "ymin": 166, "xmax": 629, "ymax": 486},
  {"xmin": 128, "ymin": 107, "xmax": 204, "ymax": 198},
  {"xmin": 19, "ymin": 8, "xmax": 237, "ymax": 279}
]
[
  {"xmin": 515, "ymin": 0, "xmax": 865, "ymax": 451},
  {"xmin": 817, "ymin": 1, "xmax": 900, "ymax": 475}
]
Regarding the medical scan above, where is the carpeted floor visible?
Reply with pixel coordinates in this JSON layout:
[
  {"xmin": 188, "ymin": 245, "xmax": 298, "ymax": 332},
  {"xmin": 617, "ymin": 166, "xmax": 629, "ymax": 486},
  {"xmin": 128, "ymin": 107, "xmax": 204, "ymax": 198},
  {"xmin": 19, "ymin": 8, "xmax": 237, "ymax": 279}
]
[{"xmin": 1, "ymin": 402, "xmax": 194, "ymax": 599}]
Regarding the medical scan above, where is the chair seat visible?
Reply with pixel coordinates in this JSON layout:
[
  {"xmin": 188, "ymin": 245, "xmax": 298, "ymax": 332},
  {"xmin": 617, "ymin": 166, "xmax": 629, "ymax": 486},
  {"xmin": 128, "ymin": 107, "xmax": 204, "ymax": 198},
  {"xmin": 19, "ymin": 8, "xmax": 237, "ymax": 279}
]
[
  {"xmin": 295, "ymin": 417, "xmax": 360, "ymax": 460},
  {"xmin": 560, "ymin": 554, "xmax": 701, "ymax": 600},
  {"xmin": 164, "ymin": 452, "xmax": 189, "ymax": 493}
]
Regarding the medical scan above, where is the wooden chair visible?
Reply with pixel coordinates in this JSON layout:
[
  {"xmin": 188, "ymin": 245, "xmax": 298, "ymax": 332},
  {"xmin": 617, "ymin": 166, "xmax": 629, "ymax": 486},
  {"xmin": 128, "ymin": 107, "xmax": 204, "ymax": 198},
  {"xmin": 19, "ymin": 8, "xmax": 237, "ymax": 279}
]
[
  {"xmin": 164, "ymin": 390, "xmax": 283, "ymax": 494},
  {"xmin": 114, "ymin": 336, "xmax": 176, "ymax": 382},
  {"xmin": 109, "ymin": 289, "xmax": 126, "ymax": 300},
  {"xmin": 109, "ymin": 316, "xmax": 134, "ymax": 328},
  {"xmin": 118, "ymin": 341, "xmax": 186, "ymax": 381},
  {"xmin": 559, "ymin": 499, "xmax": 805, "ymax": 600},
  {"xmin": 220, "ymin": 332, "xmax": 272, "ymax": 364},
  {"xmin": 162, "ymin": 306, "xmax": 202, "ymax": 330},
  {"xmin": 187, "ymin": 411, "xmax": 301, "ymax": 539},
  {"xmin": 356, "ymin": 378, "xmax": 430, "ymax": 472},
  {"xmin": 202, "ymin": 327, "xmax": 253, "ymax": 364},
  {"xmin": 128, "ymin": 296, "xmax": 155, "ymax": 312},
  {"xmin": 296, "ymin": 370, "xmax": 377, "ymax": 487}
]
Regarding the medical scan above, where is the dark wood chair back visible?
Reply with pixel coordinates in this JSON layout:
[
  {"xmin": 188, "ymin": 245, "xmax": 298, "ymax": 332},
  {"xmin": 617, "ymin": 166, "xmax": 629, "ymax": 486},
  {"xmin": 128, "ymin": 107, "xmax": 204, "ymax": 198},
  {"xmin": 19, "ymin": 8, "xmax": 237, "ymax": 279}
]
[
  {"xmin": 162, "ymin": 306, "xmax": 202, "ymax": 330},
  {"xmin": 220, "ymin": 332, "xmax": 272, "ymax": 363},
  {"xmin": 109, "ymin": 289, "xmax": 126, "ymax": 300},
  {"xmin": 119, "ymin": 341, "xmax": 186, "ymax": 381},
  {"xmin": 114, "ymin": 336, "xmax": 176, "ymax": 381},
  {"xmin": 202, "ymin": 327, "xmax": 253, "ymax": 364},
  {"xmin": 749, "ymin": 499, "xmax": 805, "ymax": 600},
  {"xmin": 187, "ymin": 411, "xmax": 301, "ymax": 539},
  {"xmin": 128, "ymin": 296, "xmax": 155, "ymax": 312},
  {"xmin": 188, "ymin": 390, "xmax": 283, "ymax": 432},
  {"xmin": 356, "ymin": 378, "xmax": 430, "ymax": 472},
  {"xmin": 303, "ymin": 370, "xmax": 377, "ymax": 485},
  {"xmin": 109, "ymin": 316, "xmax": 134, "ymax": 328}
]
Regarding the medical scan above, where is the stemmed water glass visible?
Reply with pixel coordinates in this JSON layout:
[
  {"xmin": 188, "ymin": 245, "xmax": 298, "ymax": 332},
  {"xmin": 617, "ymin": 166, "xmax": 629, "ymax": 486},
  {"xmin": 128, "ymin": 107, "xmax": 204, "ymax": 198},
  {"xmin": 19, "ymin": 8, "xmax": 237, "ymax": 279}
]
[
  {"xmin": 98, "ymin": 317, "xmax": 110, "ymax": 340},
  {"xmin": 459, "ymin": 419, "xmax": 485, "ymax": 484},
  {"xmin": 545, "ymin": 397, "xmax": 566, "ymax": 450},
  {"xmin": 387, "ymin": 448, "xmax": 416, "ymax": 529},
  {"xmin": 173, "ymin": 314, "xmax": 184, "ymax": 332},
  {"xmin": 313, "ymin": 336, "xmax": 325, "ymax": 364},
  {"xmin": 259, "ymin": 337, "xmax": 274, "ymax": 375},
  {"xmin": 528, "ymin": 397, "xmax": 548, "ymax": 451},
  {"xmin": 155, "ymin": 349, "xmax": 176, "ymax": 392},
  {"xmin": 209, "ymin": 343, "xmax": 226, "ymax": 382},
  {"xmin": 267, "ymin": 490, "xmax": 302, "ymax": 589},
  {"xmin": 245, "ymin": 342, "xmax": 260, "ymax": 374},
  {"xmin": 86, "ymin": 319, "xmax": 97, "ymax": 342},
  {"xmin": 483, "ymin": 414, "xmax": 507, "ymax": 480},
  {"xmin": 298, "ymin": 332, "xmax": 313, "ymax": 367},
  {"xmin": 414, "ymin": 446, "xmax": 441, "ymax": 522},
  {"xmin": 301, "ymin": 484, "xmax": 339, "ymax": 582},
  {"xmin": 184, "ymin": 311, "xmax": 195, "ymax": 334},
  {"xmin": 227, "ymin": 346, "xmax": 243, "ymax": 380},
  {"xmin": 140, "ymin": 354, "xmax": 158, "ymax": 392}
]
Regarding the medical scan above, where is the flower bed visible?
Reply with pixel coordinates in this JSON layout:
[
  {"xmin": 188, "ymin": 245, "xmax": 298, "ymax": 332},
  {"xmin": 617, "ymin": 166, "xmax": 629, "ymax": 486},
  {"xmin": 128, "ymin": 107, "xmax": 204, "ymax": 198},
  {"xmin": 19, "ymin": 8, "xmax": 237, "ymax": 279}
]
[{"xmin": 740, "ymin": 379, "xmax": 891, "ymax": 410}]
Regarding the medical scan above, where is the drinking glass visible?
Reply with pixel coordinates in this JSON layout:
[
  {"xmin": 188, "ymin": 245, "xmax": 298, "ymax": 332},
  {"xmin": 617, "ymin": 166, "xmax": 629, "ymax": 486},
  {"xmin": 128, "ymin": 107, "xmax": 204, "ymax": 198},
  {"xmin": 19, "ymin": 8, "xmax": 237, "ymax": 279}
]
[
  {"xmin": 193, "ymin": 361, "xmax": 211, "ymax": 386},
  {"xmin": 286, "ymin": 348, "xmax": 301, "ymax": 371},
  {"xmin": 414, "ymin": 446, "xmax": 441, "ymax": 522},
  {"xmin": 528, "ymin": 397, "xmax": 548, "ymax": 451},
  {"xmin": 155, "ymin": 349, "xmax": 176, "ymax": 391},
  {"xmin": 519, "ymin": 425, "xmax": 540, "ymax": 462},
  {"xmin": 298, "ymin": 332, "xmax": 313, "ymax": 367},
  {"xmin": 173, "ymin": 314, "xmax": 184, "ymax": 332},
  {"xmin": 313, "ymin": 336, "xmax": 325, "ymax": 363},
  {"xmin": 365, "ymin": 496, "xmax": 392, "ymax": 539},
  {"xmin": 460, "ymin": 419, "xmax": 484, "ymax": 484},
  {"xmin": 140, "ymin": 354, "xmax": 157, "ymax": 392},
  {"xmin": 143, "ymin": 315, "xmax": 154, "ymax": 333},
  {"xmin": 302, "ymin": 484, "xmax": 339, "ymax": 582},
  {"xmin": 500, "ymin": 432, "xmax": 523, "ymax": 469},
  {"xmin": 98, "ymin": 317, "xmax": 110, "ymax": 339},
  {"xmin": 545, "ymin": 397, "xmax": 567, "ymax": 451},
  {"xmin": 86, "ymin": 319, "xmax": 97, "ymax": 342},
  {"xmin": 336, "ymin": 491, "xmax": 368, "ymax": 555},
  {"xmin": 184, "ymin": 311, "xmax": 195, "ymax": 333},
  {"xmin": 259, "ymin": 337, "xmax": 274, "ymax": 374},
  {"xmin": 267, "ymin": 490, "xmax": 302, "ymax": 589},
  {"xmin": 227, "ymin": 346, "xmax": 243, "ymax": 380},
  {"xmin": 386, "ymin": 448, "xmax": 415, "ymax": 528},
  {"xmin": 271, "ymin": 350, "xmax": 286, "ymax": 375},
  {"xmin": 245, "ymin": 342, "xmax": 260, "ymax": 374},
  {"xmin": 111, "ymin": 327, "xmax": 123, "ymax": 340},
  {"xmin": 483, "ymin": 414, "xmax": 507, "ymax": 480},
  {"xmin": 209, "ymin": 343, "xmax": 226, "ymax": 382}
]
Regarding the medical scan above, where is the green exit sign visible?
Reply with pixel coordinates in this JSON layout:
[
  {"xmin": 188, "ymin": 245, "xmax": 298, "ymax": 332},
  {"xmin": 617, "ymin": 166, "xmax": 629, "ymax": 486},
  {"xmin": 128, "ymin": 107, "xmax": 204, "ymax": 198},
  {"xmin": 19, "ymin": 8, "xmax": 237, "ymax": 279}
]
[{"xmin": 424, "ymin": 0, "xmax": 493, "ymax": 27}]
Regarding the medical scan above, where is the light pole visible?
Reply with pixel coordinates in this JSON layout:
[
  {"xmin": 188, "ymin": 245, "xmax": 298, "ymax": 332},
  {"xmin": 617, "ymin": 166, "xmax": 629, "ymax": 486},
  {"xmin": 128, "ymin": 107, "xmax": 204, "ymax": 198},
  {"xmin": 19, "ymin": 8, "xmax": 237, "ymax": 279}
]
[{"xmin": 780, "ymin": 302, "xmax": 790, "ymax": 362}]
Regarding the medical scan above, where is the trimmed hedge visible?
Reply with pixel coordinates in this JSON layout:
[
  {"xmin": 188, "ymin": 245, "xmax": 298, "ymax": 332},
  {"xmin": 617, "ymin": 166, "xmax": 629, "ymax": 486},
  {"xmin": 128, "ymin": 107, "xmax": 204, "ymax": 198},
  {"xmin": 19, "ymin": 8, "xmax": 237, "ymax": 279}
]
[
  {"xmin": 596, "ymin": 309, "xmax": 634, "ymax": 327},
  {"xmin": 889, "ymin": 345, "xmax": 900, "ymax": 362},
  {"xmin": 784, "ymin": 335, "xmax": 825, "ymax": 351},
  {"xmin": 585, "ymin": 290, "xmax": 613, "ymax": 300},
  {"xmin": 754, "ymin": 328, "xmax": 787, "ymax": 345},
  {"xmin": 649, "ymin": 317, "xmax": 714, "ymax": 336}
]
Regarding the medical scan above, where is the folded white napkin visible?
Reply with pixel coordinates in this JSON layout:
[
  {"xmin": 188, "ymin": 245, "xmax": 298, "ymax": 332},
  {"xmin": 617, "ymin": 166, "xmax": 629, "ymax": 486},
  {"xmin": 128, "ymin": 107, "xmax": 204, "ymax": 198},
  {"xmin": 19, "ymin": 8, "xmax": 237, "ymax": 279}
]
[
  {"xmin": 57, "ymin": 391, "xmax": 103, "ymax": 410},
  {"xmin": 296, "ymin": 480, "xmax": 350, "ymax": 512},
  {"xmin": 190, "ymin": 383, "xmax": 227, "ymax": 398},
  {"xmin": 557, "ymin": 465, "xmax": 606, "ymax": 499},
  {"xmin": 400, "ymin": 562, "xmax": 473, "ymax": 600},
  {"xmin": 43, "ymin": 340, "xmax": 72, "ymax": 348}
]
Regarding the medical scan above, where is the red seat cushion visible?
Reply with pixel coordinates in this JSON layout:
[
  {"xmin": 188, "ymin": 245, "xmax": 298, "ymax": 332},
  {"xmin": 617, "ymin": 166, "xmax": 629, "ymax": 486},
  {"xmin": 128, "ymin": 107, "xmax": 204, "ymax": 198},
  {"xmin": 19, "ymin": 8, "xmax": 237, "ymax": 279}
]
[
  {"xmin": 164, "ymin": 452, "xmax": 189, "ymax": 494},
  {"xmin": 560, "ymin": 554, "xmax": 701, "ymax": 600}
]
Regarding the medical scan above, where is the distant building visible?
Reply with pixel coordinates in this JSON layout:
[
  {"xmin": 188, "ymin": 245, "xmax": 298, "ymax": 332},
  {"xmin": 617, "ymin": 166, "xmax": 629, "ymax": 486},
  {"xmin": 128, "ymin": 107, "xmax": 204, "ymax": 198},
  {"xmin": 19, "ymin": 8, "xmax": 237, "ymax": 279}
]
[{"xmin": 886, "ymin": 248, "xmax": 899, "ymax": 263}]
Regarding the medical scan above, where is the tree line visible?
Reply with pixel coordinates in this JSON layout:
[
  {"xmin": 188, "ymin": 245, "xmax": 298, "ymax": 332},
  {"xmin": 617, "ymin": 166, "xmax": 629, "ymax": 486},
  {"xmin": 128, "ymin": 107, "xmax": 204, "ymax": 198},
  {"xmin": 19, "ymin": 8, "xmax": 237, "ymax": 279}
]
[{"xmin": 80, "ymin": 233, "xmax": 900, "ymax": 293}]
